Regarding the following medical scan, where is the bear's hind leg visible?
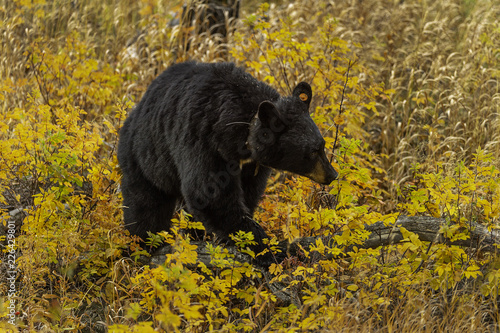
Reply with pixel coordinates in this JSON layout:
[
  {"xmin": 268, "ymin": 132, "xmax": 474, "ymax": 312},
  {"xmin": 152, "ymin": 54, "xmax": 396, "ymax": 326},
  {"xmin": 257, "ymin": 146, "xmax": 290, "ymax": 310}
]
[{"xmin": 121, "ymin": 171, "xmax": 178, "ymax": 242}]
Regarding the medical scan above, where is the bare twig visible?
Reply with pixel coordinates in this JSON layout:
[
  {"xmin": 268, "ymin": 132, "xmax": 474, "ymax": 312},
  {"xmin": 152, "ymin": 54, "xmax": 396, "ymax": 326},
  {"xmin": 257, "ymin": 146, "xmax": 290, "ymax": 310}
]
[{"xmin": 332, "ymin": 60, "xmax": 353, "ymax": 156}]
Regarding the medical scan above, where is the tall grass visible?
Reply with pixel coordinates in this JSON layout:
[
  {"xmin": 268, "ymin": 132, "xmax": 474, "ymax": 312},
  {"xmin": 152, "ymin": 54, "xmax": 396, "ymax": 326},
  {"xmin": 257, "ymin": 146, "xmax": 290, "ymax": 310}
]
[{"xmin": 326, "ymin": 0, "xmax": 499, "ymax": 198}]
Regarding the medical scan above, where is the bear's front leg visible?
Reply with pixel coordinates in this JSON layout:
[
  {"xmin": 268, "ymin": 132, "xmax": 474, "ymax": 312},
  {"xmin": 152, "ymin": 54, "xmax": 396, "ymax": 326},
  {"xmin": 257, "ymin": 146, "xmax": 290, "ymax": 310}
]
[
  {"xmin": 179, "ymin": 165, "xmax": 283, "ymax": 267},
  {"xmin": 239, "ymin": 215, "xmax": 286, "ymax": 267}
]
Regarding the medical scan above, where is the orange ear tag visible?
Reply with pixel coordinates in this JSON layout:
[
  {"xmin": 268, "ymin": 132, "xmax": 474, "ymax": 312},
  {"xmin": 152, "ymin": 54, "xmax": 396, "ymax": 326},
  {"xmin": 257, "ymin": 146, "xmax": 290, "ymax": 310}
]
[{"xmin": 299, "ymin": 93, "xmax": 308, "ymax": 101}]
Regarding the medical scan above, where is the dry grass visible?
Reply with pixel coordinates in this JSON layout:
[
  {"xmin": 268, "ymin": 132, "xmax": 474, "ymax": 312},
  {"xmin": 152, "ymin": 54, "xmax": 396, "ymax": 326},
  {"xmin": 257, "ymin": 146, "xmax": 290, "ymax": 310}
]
[
  {"xmin": 325, "ymin": 0, "xmax": 500, "ymax": 196},
  {"xmin": 330, "ymin": 290, "xmax": 500, "ymax": 332}
]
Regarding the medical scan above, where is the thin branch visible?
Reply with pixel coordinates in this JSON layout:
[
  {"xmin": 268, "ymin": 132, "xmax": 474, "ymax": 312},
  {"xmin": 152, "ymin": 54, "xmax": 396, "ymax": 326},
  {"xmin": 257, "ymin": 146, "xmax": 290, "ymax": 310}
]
[{"xmin": 332, "ymin": 60, "xmax": 353, "ymax": 156}]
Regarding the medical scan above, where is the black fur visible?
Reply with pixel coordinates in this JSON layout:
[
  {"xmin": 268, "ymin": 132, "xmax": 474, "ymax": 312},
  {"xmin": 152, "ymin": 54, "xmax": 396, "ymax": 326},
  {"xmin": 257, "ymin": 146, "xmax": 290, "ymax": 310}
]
[{"xmin": 118, "ymin": 62, "xmax": 337, "ymax": 266}]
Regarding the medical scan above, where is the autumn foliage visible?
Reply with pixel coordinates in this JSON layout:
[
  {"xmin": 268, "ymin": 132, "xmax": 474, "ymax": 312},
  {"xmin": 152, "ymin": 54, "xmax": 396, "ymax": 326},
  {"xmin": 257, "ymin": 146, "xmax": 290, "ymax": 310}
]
[{"xmin": 0, "ymin": 0, "xmax": 499, "ymax": 332}]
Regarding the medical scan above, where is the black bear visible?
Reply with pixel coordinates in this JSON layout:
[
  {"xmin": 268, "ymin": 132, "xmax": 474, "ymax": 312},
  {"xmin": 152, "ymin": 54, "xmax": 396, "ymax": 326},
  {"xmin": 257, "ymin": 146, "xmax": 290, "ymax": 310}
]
[{"xmin": 118, "ymin": 62, "xmax": 338, "ymax": 266}]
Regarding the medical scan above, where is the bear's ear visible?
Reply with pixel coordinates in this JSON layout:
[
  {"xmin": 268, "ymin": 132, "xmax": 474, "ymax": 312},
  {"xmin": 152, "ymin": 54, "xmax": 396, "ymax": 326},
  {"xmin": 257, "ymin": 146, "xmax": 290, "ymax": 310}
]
[
  {"xmin": 256, "ymin": 101, "xmax": 283, "ymax": 129},
  {"xmin": 292, "ymin": 82, "xmax": 312, "ymax": 107}
]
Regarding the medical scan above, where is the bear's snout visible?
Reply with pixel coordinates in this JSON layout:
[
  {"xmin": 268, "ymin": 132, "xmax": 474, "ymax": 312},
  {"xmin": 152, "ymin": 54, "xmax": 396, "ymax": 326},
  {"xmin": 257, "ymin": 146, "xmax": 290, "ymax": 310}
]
[{"xmin": 306, "ymin": 152, "xmax": 338, "ymax": 185}]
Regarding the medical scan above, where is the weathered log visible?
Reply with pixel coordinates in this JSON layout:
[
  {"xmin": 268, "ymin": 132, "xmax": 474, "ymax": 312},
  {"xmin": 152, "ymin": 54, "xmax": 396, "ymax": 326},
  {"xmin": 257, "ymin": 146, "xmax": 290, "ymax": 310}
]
[
  {"xmin": 151, "ymin": 215, "xmax": 500, "ymax": 267},
  {"xmin": 292, "ymin": 215, "xmax": 500, "ymax": 257},
  {"xmin": 148, "ymin": 215, "xmax": 500, "ymax": 306}
]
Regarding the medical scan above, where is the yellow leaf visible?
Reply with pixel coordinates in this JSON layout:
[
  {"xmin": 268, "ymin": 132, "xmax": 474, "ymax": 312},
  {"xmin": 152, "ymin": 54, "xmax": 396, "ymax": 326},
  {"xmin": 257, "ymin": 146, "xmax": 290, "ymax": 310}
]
[
  {"xmin": 347, "ymin": 284, "xmax": 358, "ymax": 291},
  {"xmin": 334, "ymin": 114, "xmax": 345, "ymax": 125}
]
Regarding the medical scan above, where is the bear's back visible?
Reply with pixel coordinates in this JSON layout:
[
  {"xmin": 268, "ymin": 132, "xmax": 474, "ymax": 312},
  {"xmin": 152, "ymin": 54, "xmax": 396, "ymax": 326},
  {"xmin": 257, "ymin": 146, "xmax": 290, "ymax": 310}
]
[
  {"xmin": 120, "ymin": 62, "xmax": 281, "ymax": 177},
  {"xmin": 156, "ymin": 62, "xmax": 279, "ymax": 113},
  {"xmin": 146, "ymin": 62, "xmax": 281, "ymax": 147}
]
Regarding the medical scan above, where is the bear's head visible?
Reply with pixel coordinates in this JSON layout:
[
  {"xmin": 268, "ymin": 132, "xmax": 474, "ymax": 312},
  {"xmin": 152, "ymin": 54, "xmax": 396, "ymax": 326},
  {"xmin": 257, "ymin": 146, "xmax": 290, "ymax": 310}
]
[{"xmin": 247, "ymin": 82, "xmax": 338, "ymax": 185}]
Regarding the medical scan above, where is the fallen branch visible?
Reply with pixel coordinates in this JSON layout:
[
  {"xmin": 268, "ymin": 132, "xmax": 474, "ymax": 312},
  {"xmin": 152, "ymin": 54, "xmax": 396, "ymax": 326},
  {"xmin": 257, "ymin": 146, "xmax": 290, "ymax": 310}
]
[
  {"xmin": 291, "ymin": 215, "xmax": 500, "ymax": 257},
  {"xmin": 147, "ymin": 215, "xmax": 500, "ymax": 305},
  {"xmin": 150, "ymin": 215, "xmax": 500, "ymax": 267}
]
